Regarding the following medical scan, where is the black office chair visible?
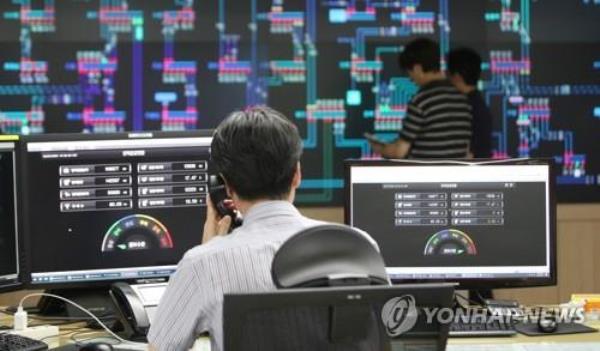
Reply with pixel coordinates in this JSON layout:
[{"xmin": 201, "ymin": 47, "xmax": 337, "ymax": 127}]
[
  {"xmin": 271, "ymin": 224, "xmax": 389, "ymax": 288},
  {"xmin": 233, "ymin": 225, "xmax": 389, "ymax": 351}
]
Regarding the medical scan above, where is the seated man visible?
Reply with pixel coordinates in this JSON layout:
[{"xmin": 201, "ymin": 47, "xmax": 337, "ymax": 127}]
[{"xmin": 148, "ymin": 106, "xmax": 324, "ymax": 351}]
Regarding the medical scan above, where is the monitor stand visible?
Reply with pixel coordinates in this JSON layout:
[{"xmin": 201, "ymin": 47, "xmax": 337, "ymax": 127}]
[{"xmin": 36, "ymin": 287, "xmax": 122, "ymax": 331}]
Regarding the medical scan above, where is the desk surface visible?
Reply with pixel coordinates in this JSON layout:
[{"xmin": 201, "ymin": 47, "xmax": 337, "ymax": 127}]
[
  {"xmin": 3, "ymin": 310, "xmax": 600, "ymax": 350},
  {"xmin": 449, "ymin": 323, "xmax": 600, "ymax": 344}
]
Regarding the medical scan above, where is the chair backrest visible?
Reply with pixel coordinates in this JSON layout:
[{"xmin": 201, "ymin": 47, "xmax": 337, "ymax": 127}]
[{"xmin": 271, "ymin": 224, "xmax": 389, "ymax": 288}]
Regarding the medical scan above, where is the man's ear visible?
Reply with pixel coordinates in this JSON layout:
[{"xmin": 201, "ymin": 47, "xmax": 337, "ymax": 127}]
[
  {"xmin": 291, "ymin": 162, "xmax": 302, "ymax": 190},
  {"xmin": 220, "ymin": 174, "xmax": 235, "ymax": 199},
  {"xmin": 448, "ymin": 72, "xmax": 463, "ymax": 85}
]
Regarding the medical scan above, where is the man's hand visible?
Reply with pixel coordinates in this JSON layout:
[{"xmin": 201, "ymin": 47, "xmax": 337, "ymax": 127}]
[
  {"xmin": 368, "ymin": 140, "xmax": 385, "ymax": 155},
  {"xmin": 369, "ymin": 139, "xmax": 411, "ymax": 159},
  {"xmin": 202, "ymin": 196, "xmax": 232, "ymax": 244}
]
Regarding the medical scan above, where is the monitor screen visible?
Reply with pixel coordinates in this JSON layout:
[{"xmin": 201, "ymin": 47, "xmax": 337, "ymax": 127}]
[
  {"xmin": 345, "ymin": 159, "xmax": 556, "ymax": 288},
  {"xmin": 20, "ymin": 131, "xmax": 212, "ymax": 286},
  {"xmin": 0, "ymin": 139, "xmax": 20, "ymax": 292},
  {"xmin": 1, "ymin": 1, "xmax": 599, "ymax": 205}
]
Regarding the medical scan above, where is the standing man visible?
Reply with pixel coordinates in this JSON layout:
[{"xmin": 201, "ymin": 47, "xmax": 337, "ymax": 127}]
[
  {"xmin": 369, "ymin": 38, "xmax": 472, "ymax": 159},
  {"xmin": 448, "ymin": 47, "xmax": 496, "ymax": 303},
  {"xmin": 447, "ymin": 47, "xmax": 494, "ymax": 158}
]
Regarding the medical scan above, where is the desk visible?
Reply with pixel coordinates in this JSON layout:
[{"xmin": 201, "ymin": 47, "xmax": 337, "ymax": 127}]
[
  {"xmin": 447, "ymin": 323, "xmax": 600, "ymax": 351},
  {"xmin": 3, "ymin": 309, "xmax": 600, "ymax": 350},
  {"xmin": 0, "ymin": 309, "xmax": 212, "ymax": 350}
]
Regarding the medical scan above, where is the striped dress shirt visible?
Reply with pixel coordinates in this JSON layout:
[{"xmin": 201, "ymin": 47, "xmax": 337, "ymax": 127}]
[
  {"xmin": 147, "ymin": 200, "xmax": 324, "ymax": 351},
  {"xmin": 400, "ymin": 79, "xmax": 473, "ymax": 158}
]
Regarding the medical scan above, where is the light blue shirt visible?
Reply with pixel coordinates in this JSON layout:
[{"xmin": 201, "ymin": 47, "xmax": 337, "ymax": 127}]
[{"xmin": 148, "ymin": 200, "xmax": 324, "ymax": 351}]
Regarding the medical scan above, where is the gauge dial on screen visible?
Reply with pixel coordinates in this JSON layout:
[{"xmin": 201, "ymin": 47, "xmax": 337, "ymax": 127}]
[
  {"xmin": 101, "ymin": 214, "xmax": 173, "ymax": 252},
  {"xmin": 423, "ymin": 229, "xmax": 477, "ymax": 256}
]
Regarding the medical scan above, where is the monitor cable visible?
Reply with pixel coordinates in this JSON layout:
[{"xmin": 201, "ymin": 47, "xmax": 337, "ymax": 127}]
[{"xmin": 16, "ymin": 292, "xmax": 146, "ymax": 347}]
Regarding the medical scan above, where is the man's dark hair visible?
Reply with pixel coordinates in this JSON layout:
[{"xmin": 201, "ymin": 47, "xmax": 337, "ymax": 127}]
[
  {"xmin": 210, "ymin": 106, "xmax": 302, "ymax": 200},
  {"xmin": 447, "ymin": 47, "xmax": 482, "ymax": 86},
  {"xmin": 398, "ymin": 37, "xmax": 440, "ymax": 72}
]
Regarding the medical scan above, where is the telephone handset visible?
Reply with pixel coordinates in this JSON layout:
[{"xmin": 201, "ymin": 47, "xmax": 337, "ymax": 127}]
[
  {"xmin": 208, "ymin": 174, "xmax": 243, "ymax": 231},
  {"xmin": 109, "ymin": 282, "xmax": 167, "ymax": 340}
]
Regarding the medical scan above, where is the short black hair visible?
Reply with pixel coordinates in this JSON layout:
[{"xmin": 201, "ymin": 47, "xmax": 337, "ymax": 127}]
[
  {"xmin": 398, "ymin": 37, "xmax": 440, "ymax": 72},
  {"xmin": 447, "ymin": 47, "xmax": 482, "ymax": 86},
  {"xmin": 210, "ymin": 106, "xmax": 302, "ymax": 200}
]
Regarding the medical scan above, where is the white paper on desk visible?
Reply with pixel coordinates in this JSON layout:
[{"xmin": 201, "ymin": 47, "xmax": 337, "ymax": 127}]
[{"xmin": 447, "ymin": 342, "xmax": 600, "ymax": 351}]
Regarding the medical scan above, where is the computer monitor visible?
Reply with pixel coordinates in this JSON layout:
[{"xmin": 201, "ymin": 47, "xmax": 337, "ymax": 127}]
[
  {"xmin": 224, "ymin": 283, "xmax": 455, "ymax": 351},
  {"xmin": 20, "ymin": 131, "xmax": 212, "ymax": 287},
  {"xmin": 345, "ymin": 159, "xmax": 556, "ymax": 289},
  {"xmin": 0, "ymin": 137, "xmax": 21, "ymax": 292}
]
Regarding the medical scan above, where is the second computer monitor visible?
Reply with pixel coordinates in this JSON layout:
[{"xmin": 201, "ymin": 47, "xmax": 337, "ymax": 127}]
[
  {"xmin": 0, "ymin": 138, "xmax": 21, "ymax": 292},
  {"xmin": 20, "ymin": 131, "xmax": 212, "ymax": 287},
  {"xmin": 345, "ymin": 159, "xmax": 556, "ymax": 289}
]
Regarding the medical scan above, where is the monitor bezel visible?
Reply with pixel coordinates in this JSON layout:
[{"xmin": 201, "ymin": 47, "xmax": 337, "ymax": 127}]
[
  {"xmin": 224, "ymin": 283, "xmax": 455, "ymax": 351},
  {"xmin": 19, "ymin": 130, "xmax": 213, "ymax": 289},
  {"xmin": 0, "ymin": 139, "xmax": 23, "ymax": 293},
  {"xmin": 344, "ymin": 158, "xmax": 557, "ymax": 289}
]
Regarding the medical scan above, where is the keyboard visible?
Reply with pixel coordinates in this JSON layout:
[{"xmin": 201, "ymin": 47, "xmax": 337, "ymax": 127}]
[
  {"xmin": 0, "ymin": 333, "xmax": 48, "ymax": 351},
  {"xmin": 449, "ymin": 320, "xmax": 517, "ymax": 337}
]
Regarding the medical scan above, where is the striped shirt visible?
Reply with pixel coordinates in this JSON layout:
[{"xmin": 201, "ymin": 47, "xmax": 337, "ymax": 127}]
[
  {"xmin": 147, "ymin": 201, "xmax": 323, "ymax": 351},
  {"xmin": 400, "ymin": 79, "xmax": 473, "ymax": 158}
]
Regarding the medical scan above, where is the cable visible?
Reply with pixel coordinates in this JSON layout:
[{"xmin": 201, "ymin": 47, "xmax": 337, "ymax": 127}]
[
  {"xmin": 70, "ymin": 331, "xmax": 122, "ymax": 347},
  {"xmin": 26, "ymin": 313, "xmax": 117, "ymax": 330},
  {"xmin": 29, "ymin": 314, "xmax": 116, "ymax": 322},
  {"xmin": 18, "ymin": 293, "xmax": 146, "ymax": 347},
  {"xmin": 475, "ymin": 290, "xmax": 486, "ymax": 304},
  {"xmin": 19, "ymin": 313, "xmax": 116, "ymax": 329},
  {"xmin": 29, "ymin": 319, "xmax": 108, "ymax": 328}
]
